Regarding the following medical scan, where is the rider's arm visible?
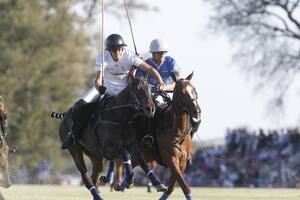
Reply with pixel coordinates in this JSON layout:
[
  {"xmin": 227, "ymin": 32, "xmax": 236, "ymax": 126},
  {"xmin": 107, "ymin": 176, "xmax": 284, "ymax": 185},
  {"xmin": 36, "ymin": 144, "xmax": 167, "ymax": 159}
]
[
  {"xmin": 94, "ymin": 70, "xmax": 102, "ymax": 89},
  {"xmin": 164, "ymin": 82, "xmax": 176, "ymax": 91},
  {"xmin": 137, "ymin": 61, "xmax": 165, "ymax": 90},
  {"xmin": 128, "ymin": 66, "xmax": 136, "ymax": 83}
]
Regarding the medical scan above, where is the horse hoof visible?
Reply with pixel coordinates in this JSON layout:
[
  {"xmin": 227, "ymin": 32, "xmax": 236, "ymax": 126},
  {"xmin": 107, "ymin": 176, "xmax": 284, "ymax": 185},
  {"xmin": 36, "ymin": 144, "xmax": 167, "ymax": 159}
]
[
  {"xmin": 114, "ymin": 183, "xmax": 125, "ymax": 192},
  {"xmin": 125, "ymin": 180, "xmax": 134, "ymax": 189},
  {"xmin": 156, "ymin": 184, "xmax": 168, "ymax": 193},
  {"xmin": 125, "ymin": 173, "xmax": 134, "ymax": 189},
  {"xmin": 99, "ymin": 175, "xmax": 108, "ymax": 185},
  {"xmin": 93, "ymin": 196, "xmax": 104, "ymax": 200},
  {"xmin": 125, "ymin": 181, "xmax": 134, "ymax": 189},
  {"xmin": 159, "ymin": 193, "xmax": 169, "ymax": 200},
  {"xmin": 92, "ymin": 192, "xmax": 103, "ymax": 200}
]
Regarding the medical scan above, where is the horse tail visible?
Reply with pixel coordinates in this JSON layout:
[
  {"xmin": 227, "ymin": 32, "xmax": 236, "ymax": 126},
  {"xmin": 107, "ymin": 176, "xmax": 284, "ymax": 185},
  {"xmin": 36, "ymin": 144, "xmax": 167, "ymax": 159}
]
[{"xmin": 51, "ymin": 112, "xmax": 65, "ymax": 119}]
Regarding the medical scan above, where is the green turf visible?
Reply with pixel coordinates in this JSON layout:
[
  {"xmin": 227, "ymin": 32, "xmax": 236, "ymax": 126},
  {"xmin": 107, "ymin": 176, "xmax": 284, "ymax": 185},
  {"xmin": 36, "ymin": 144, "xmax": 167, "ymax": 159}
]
[{"xmin": 1, "ymin": 185, "xmax": 300, "ymax": 200}]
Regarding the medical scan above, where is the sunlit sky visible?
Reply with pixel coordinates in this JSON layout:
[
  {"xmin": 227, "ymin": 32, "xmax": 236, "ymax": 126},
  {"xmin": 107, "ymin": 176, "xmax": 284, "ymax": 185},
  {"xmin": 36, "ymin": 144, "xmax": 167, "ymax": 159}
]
[{"xmin": 95, "ymin": 0, "xmax": 300, "ymax": 141}]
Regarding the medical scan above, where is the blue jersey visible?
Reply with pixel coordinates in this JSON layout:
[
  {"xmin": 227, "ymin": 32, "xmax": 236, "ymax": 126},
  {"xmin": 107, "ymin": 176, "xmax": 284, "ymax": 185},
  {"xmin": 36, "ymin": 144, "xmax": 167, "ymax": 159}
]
[{"xmin": 136, "ymin": 56, "xmax": 180, "ymax": 86}]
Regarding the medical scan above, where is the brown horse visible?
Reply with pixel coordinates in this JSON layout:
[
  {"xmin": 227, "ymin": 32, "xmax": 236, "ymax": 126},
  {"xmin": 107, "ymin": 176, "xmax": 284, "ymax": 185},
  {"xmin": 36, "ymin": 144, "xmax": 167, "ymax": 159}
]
[
  {"xmin": 0, "ymin": 97, "xmax": 12, "ymax": 189},
  {"xmin": 108, "ymin": 73, "xmax": 201, "ymax": 199},
  {"xmin": 0, "ymin": 136, "xmax": 11, "ymax": 189},
  {"xmin": 155, "ymin": 72, "xmax": 201, "ymax": 200},
  {"xmin": 57, "ymin": 77, "xmax": 156, "ymax": 200}
]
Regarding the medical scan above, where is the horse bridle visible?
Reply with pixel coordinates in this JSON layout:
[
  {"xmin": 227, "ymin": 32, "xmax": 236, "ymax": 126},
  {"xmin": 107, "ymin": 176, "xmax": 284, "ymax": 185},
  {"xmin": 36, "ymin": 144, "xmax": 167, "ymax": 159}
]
[{"xmin": 174, "ymin": 80, "xmax": 200, "ymax": 116}]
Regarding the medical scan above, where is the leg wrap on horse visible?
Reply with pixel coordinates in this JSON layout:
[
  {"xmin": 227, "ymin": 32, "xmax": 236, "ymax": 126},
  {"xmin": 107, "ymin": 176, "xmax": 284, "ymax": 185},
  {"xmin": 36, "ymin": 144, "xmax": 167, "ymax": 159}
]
[
  {"xmin": 144, "ymin": 168, "xmax": 161, "ymax": 187},
  {"xmin": 123, "ymin": 153, "xmax": 134, "ymax": 188},
  {"xmin": 123, "ymin": 153, "xmax": 133, "ymax": 178},
  {"xmin": 89, "ymin": 186, "xmax": 103, "ymax": 200},
  {"xmin": 185, "ymin": 193, "xmax": 193, "ymax": 200},
  {"xmin": 159, "ymin": 193, "xmax": 170, "ymax": 200},
  {"xmin": 105, "ymin": 160, "xmax": 114, "ymax": 184}
]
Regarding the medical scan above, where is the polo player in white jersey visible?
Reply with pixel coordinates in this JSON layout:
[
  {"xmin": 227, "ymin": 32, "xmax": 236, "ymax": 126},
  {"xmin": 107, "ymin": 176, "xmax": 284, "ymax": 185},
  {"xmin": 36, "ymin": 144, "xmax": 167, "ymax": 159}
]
[{"xmin": 61, "ymin": 33, "xmax": 166, "ymax": 149}]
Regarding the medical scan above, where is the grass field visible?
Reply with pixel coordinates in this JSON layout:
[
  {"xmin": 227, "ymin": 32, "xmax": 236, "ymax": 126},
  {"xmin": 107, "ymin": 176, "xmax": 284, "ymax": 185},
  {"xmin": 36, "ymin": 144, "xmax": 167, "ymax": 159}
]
[{"xmin": 1, "ymin": 185, "xmax": 300, "ymax": 200}]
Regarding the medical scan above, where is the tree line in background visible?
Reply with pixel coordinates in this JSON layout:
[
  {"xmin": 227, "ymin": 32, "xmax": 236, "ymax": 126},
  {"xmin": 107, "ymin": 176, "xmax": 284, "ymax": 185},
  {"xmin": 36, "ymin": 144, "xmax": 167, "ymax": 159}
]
[
  {"xmin": 0, "ymin": 0, "xmax": 151, "ymax": 183},
  {"xmin": 206, "ymin": 0, "xmax": 300, "ymax": 113}
]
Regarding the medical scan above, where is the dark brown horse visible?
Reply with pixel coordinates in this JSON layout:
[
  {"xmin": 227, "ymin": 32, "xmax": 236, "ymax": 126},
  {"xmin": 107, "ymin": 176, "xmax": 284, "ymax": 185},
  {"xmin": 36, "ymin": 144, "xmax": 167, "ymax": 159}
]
[{"xmin": 57, "ymin": 77, "xmax": 156, "ymax": 200}]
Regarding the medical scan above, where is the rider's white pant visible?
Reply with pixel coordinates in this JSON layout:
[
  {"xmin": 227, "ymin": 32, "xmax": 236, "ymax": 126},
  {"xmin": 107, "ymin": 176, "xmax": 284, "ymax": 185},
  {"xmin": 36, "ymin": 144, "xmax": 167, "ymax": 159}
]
[{"xmin": 81, "ymin": 86, "xmax": 101, "ymax": 103}]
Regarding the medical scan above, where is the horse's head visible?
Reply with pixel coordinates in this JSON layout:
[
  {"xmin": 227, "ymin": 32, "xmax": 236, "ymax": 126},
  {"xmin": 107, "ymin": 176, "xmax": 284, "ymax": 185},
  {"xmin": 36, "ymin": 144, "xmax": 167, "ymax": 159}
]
[
  {"xmin": 130, "ymin": 77, "xmax": 156, "ymax": 118},
  {"xmin": 172, "ymin": 72, "xmax": 201, "ymax": 122}
]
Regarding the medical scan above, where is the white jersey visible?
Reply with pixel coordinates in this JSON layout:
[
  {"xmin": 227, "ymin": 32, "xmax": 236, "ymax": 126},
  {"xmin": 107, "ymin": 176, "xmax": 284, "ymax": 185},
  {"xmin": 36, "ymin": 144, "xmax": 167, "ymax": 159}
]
[{"xmin": 95, "ymin": 48, "xmax": 142, "ymax": 96}]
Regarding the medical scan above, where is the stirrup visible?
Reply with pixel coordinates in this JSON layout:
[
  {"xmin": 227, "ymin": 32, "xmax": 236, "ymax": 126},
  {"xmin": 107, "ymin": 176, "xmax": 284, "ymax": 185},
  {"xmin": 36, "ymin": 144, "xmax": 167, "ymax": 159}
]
[{"xmin": 142, "ymin": 135, "xmax": 154, "ymax": 148}]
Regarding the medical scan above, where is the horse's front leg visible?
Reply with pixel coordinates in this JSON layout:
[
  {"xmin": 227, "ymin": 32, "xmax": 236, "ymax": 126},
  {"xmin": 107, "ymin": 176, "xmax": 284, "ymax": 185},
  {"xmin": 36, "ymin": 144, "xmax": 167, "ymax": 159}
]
[
  {"xmin": 113, "ymin": 159, "xmax": 126, "ymax": 191},
  {"xmin": 69, "ymin": 147, "xmax": 103, "ymax": 200},
  {"xmin": 164, "ymin": 155, "xmax": 192, "ymax": 200},
  {"xmin": 90, "ymin": 156, "xmax": 103, "ymax": 192},
  {"xmin": 159, "ymin": 175, "xmax": 176, "ymax": 200},
  {"xmin": 99, "ymin": 160, "xmax": 114, "ymax": 186},
  {"xmin": 121, "ymin": 152, "xmax": 134, "ymax": 189},
  {"xmin": 133, "ymin": 153, "xmax": 167, "ymax": 192}
]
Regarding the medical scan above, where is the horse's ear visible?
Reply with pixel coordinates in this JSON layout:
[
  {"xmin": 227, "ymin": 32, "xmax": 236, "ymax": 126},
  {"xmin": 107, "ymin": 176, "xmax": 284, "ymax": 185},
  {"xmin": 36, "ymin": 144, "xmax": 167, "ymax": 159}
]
[
  {"xmin": 186, "ymin": 72, "xmax": 194, "ymax": 80},
  {"xmin": 171, "ymin": 72, "xmax": 179, "ymax": 82}
]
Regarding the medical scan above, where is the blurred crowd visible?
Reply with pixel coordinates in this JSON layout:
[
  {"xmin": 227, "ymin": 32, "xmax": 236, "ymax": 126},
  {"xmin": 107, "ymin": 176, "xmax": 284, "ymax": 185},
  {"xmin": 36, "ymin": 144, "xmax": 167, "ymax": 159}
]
[
  {"xmin": 182, "ymin": 128, "xmax": 300, "ymax": 188},
  {"xmin": 11, "ymin": 127, "xmax": 300, "ymax": 188}
]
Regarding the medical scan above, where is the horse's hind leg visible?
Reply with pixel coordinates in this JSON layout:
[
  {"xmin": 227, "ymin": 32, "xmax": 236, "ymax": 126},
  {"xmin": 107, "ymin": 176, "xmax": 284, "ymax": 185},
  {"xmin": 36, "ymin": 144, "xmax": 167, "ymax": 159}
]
[{"xmin": 69, "ymin": 148, "xmax": 103, "ymax": 200}]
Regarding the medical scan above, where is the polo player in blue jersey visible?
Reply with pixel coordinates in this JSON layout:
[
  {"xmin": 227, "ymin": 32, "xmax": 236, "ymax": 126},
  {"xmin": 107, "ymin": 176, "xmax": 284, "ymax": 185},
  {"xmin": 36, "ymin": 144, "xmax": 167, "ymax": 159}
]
[{"xmin": 136, "ymin": 38, "xmax": 181, "ymax": 148}]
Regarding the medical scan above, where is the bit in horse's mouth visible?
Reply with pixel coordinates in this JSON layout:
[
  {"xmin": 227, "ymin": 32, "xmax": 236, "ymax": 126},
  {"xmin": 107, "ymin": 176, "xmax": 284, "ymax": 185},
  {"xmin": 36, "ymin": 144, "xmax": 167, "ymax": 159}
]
[
  {"xmin": 191, "ymin": 111, "xmax": 201, "ymax": 122},
  {"xmin": 192, "ymin": 117, "xmax": 200, "ymax": 122}
]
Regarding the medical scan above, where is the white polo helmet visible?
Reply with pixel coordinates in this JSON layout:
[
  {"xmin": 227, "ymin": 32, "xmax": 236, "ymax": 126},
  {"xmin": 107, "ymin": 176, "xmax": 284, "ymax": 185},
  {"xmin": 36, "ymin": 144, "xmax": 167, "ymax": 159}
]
[{"xmin": 149, "ymin": 38, "xmax": 169, "ymax": 53}]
